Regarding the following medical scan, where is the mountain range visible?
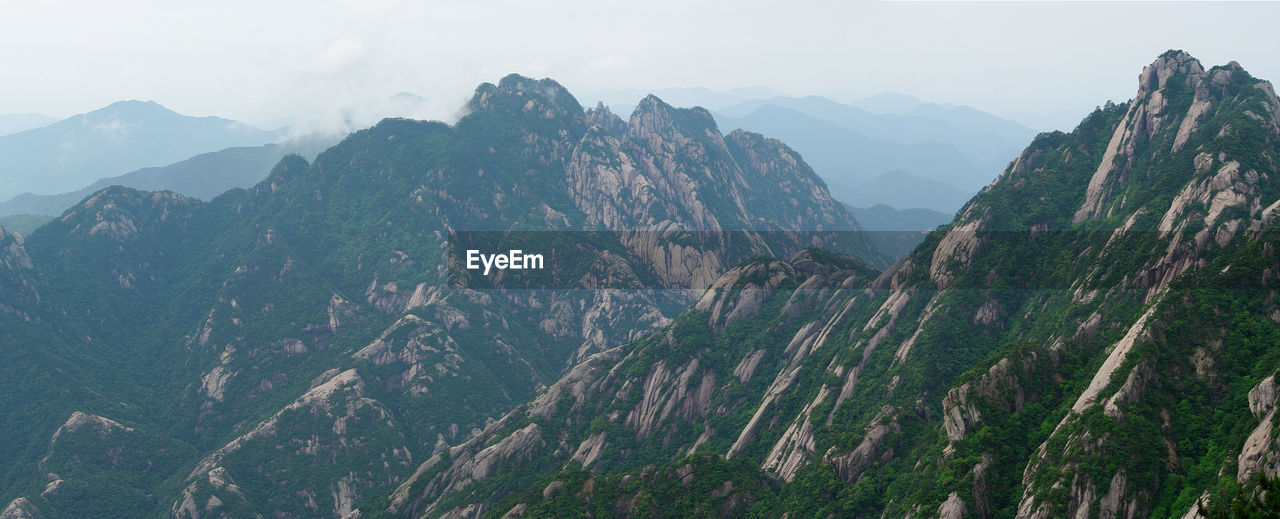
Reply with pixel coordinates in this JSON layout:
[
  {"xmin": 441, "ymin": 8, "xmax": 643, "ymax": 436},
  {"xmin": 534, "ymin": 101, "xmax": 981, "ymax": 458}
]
[
  {"xmin": 0, "ymin": 74, "xmax": 881, "ymax": 519},
  {"xmin": 587, "ymin": 87, "xmax": 1036, "ymax": 215},
  {"xmin": 712, "ymin": 97, "xmax": 1036, "ymax": 214},
  {"xmin": 0, "ymin": 135, "xmax": 338, "ymax": 221},
  {"xmin": 3, "ymin": 50, "xmax": 1280, "ymax": 519},
  {"xmin": 386, "ymin": 50, "xmax": 1280, "ymax": 519},
  {"xmin": 0, "ymin": 100, "xmax": 282, "ymax": 201}
]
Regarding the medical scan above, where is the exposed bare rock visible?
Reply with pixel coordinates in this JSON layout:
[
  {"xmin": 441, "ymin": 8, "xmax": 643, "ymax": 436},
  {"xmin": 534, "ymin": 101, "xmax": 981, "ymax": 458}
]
[
  {"xmin": 1179, "ymin": 493, "xmax": 1211, "ymax": 519},
  {"xmin": 733, "ymin": 349, "xmax": 766, "ymax": 383},
  {"xmin": 49, "ymin": 411, "xmax": 132, "ymax": 443},
  {"xmin": 931, "ymin": 216, "xmax": 985, "ymax": 289},
  {"xmin": 172, "ymin": 467, "xmax": 247, "ymax": 519},
  {"xmin": 0, "ymin": 227, "xmax": 40, "ymax": 321},
  {"xmin": 1076, "ymin": 51, "xmax": 1208, "ymax": 222},
  {"xmin": 0, "ymin": 228, "xmax": 33, "ymax": 270},
  {"xmin": 1098, "ymin": 471, "xmax": 1132, "ymax": 519},
  {"xmin": 199, "ymin": 365, "xmax": 233, "ymax": 402},
  {"xmin": 1249, "ymin": 374, "xmax": 1278, "ymax": 418},
  {"xmin": 1238, "ymin": 375, "xmax": 1280, "ymax": 482},
  {"xmin": 1172, "ymin": 82, "xmax": 1213, "ymax": 152},
  {"xmin": 893, "ymin": 293, "xmax": 944, "ymax": 364},
  {"xmin": 763, "ymin": 385, "xmax": 830, "ymax": 481},
  {"xmin": 625, "ymin": 358, "xmax": 710, "ymax": 439},
  {"xmin": 1103, "ymin": 360, "xmax": 1153, "ymax": 418},
  {"xmin": 570, "ymin": 432, "xmax": 607, "ymax": 468},
  {"xmin": 1070, "ymin": 304, "xmax": 1158, "ymax": 413},
  {"xmin": 942, "ymin": 354, "xmax": 1035, "ymax": 442},
  {"xmin": 970, "ymin": 454, "xmax": 994, "ymax": 518},
  {"xmin": 399, "ymin": 423, "xmax": 545, "ymax": 518},
  {"xmin": 826, "ymin": 406, "xmax": 900, "ymax": 482},
  {"xmin": 1069, "ymin": 474, "xmax": 1098, "ymax": 519},
  {"xmin": 0, "ymin": 498, "xmax": 42, "ymax": 519},
  {"xmin": 938, "ymin": 492, "xmax": 966, "ymax": 519},
  {"xmin": 827, "ymin": 291, "xmax": 911, "ymax": 425},
  {"xmin": 332, "ymin": 474, "xmax": 360, "ymax": 517},
  {"xmin": 181, "ymin": 367, "xmax": 410, "ymax": 518},
  {"xmin": 1016, "ymin": 302, "xmax": 1159, "ymax": 518},
  {"xmin": 696, "ymin": 259, "xmax": 795, "ymax": 331},
  {"xmin": 973, "ymin": 298, "xmax": 1001, "ymax": 325},
  {"xmin": 527, "ymin": 347, "xmax": 623, "ymax": 419}
]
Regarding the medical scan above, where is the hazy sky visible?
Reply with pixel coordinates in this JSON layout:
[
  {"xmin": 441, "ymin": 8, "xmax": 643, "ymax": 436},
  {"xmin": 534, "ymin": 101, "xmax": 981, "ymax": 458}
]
[{"xmin": 2, "ymin": 0, "xmax": 1278, "ymax": 131}]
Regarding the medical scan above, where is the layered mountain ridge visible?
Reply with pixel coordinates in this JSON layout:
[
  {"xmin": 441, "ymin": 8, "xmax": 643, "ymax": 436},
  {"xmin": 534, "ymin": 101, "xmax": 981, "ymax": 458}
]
[
  {"xmin": 374, "ymin": 51, "xmax": 1280, "ymax": 519},
  {"xmin": 4, "ymin": 50, "xmax": 1280, "ymax": 519},
  {"xmin": 0, "ymin": 74, "xmax": 880, "ymax": 518},
  {"xmin": 0, "ymin": 100, "xmax": 282, "ymax": 201}
]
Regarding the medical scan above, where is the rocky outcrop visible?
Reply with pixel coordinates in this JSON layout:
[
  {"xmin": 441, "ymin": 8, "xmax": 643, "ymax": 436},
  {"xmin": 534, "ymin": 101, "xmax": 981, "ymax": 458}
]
[
  {"xmin": 48, "ymin": 411, "xmax": 132, "ymax": 443},
  {"xmin": 938, "ymin": 492, "xmax": 966, "ymax": 519},
  {"xmin": 826, "ymin": 406, "xmax": 901, "ymax": 483},
  {"xmin": 0, "ymin": 227, "xmax": 32, "ymax": 270},
  {"xmin": 0, "ymin": 498, "xmax": 42, "ymax": 519},
  {"xmin": 389, "ymin": 423, "xmax": 545, "ymax": 518},
  {"xmin": 180, "ymin": 369, "xmax": 411, "ymax": 518},
  {"xmin": 1237, "ymin": 375, "xmax": 1280, "ymax": 482},
  {"xmin": 942, "ymin": 351, "xmax": 1049, "ymax": 443},
  {"xmin": 172, "ymin": 467, "xmax": 249, "ymax": 519}
]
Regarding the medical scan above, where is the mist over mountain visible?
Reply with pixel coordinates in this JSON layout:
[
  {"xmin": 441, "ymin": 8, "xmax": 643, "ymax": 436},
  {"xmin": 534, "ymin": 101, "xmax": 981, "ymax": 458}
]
[
  {"xmin": 843, "ymin": 169, "xmax": 974, "ymax": 214},
  {"xmin": 716, "ymin": 96, "xmax": 1033, "ymax": 184},
  {"xmin": 843, "ymin": 204, "xmax": 952, "ymax": 233},
  {"xmin": 712, "ymin": 106, "xmax": 978, "ymax": 209},
  {"xmin": 0, "ymin": 101, "xmax": 281, "ymax": 200},
  {"xmin": 848, "ymin": 91, "xmax": 927, "ymax": 114},
  {"xmin": 722, "ymin": 96, "xmax": 1034, "ymax": 155},
  {"xmin": 709, "ymin": 95, "xmax": 1033, "ymax": 214},
  {"xmin": 844, "ymin": 203, "xmax": 954, "ymax": 259}
]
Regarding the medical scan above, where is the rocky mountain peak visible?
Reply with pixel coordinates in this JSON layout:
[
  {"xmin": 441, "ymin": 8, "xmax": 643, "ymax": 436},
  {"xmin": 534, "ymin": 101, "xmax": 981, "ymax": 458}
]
[
  {"xmin": 0, "ymin": 226, "xmax": 32, "ymax": 270},
  {"xmin": 1068, "ymin": 51, "xmax": 1279, "ymax": 224},
  {"xmin": 626, "ymin": 94, "xmax": 720, "ymax": 142},
  {"xmin": 465, "ymin": 73, "xmax": 583, "ymax": 121},
  {"xmin": 584, "ymin": 101, "xmax": 626, "ymax": 137},
  {"xmin": 1138, "ymin": 49, "xmax": 1206, "ymax": 96}
]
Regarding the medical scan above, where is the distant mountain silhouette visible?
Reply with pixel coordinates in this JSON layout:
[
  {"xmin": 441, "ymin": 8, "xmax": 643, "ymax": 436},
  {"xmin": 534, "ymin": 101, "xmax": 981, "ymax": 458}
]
[
  {"xmin": 0, "ymin": 113, "xmax": 56, "ymax": 136},
  {"xmin": 713, "ymin": 105, "xmax": 982, "ymax": 206},
  {"xmin": 718, "ymin": 95, "xmax": 1033, "ymax": 185},
  {"xmin": 0, "ymin": 100, "xmax": 281, "ymax": 199},
  {"xmin": 844, "ymin": 169, "xmax": 972, "ymax": 213},
  {"xmin": 583, "ymin": 86, "xmax": 788, "ymax": 116},
  {"xmin": 0, "ymin": 135, "xmax": 335, "ymax": 218}
]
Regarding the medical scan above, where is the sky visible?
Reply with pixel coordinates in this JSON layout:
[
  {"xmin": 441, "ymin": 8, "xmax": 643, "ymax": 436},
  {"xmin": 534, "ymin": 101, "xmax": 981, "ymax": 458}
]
[{"xmin": 1, "ymin": 0, "xmax": 1278, "ymax": 132}]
